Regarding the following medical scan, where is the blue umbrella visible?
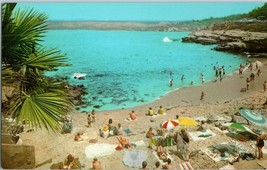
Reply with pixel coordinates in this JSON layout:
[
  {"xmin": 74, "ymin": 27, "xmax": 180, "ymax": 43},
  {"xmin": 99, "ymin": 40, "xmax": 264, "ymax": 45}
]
[{"xmin": 240, "ymin": 109, "xmax": 267, "ymax": 127}]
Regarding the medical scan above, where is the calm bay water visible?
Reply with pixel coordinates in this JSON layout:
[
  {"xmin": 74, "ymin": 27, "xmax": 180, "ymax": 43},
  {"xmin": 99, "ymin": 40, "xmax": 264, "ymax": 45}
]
[{"xmin": 43, "ymin": 30, "xmax": 246, "ymax": 111}]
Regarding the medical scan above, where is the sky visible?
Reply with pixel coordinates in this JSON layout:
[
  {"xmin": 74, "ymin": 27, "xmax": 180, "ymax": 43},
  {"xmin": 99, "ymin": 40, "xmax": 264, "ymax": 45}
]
[{"xmin": 16, "ymin": 2, "xmax": 264, "ymax": 22}]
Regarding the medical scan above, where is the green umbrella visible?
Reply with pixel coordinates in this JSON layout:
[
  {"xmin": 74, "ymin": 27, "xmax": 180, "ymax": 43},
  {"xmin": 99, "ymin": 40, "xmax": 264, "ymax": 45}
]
[{"xmin": 229, "ymin": 123, "xmax": 247, "ymax": 131}]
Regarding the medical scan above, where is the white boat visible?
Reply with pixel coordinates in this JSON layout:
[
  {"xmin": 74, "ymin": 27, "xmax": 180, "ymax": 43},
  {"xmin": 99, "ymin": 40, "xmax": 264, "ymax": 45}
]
[
  {"xmin": 73, "ymin": 73, "xmax": 86, "ymax": 79},
  {"xmin": 162, "ymin": 37, "xmax": 172, "ymax": 42}
]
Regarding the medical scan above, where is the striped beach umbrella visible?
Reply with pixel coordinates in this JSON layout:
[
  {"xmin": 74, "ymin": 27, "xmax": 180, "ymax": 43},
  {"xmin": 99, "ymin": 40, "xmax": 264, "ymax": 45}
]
[
  {"xmin": 240, "ymin": 109, "xmax": 267, "ymax": 127},
  {"xmin": 161, "ymin": 119, "xmax": 179, "ymax": 130}
]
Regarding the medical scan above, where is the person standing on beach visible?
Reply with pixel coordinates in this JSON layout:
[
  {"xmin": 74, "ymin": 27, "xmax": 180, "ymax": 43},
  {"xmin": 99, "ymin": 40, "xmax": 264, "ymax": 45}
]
[
  {"xmin": 87, "ymin": 114, "xmax": 92, "ymax": 127},
  {"xmin": 263, "ymin": 81, "xmax": 267, "ymax": 92},
  {"xmin": 169, "ymin": 79, "xmax": 173, "ymax": 87},
  {"xmin": 200, "ymin": 91, "xmax": 205, "ymax": 101},
  {"xmin": 257, "ymin": 69, "xmax": 261, "ymax": 77},
  {"xmin": 91, "ymin": 109, "xmax": 96, "ymax": 123},
  {"xmin": 181, "ymin": 75, "xmax": 185, "ymax": 81},
  {"xmin": 256, "ymin": 63, "xmax": 259, "ymax": 70},
  {"xmin": 246, "ymin": 78, "xmax": 250, "ymax": 90},
  {"xmin": 256, "ymin": 133, "xmax": 265, "ymax": 159}
]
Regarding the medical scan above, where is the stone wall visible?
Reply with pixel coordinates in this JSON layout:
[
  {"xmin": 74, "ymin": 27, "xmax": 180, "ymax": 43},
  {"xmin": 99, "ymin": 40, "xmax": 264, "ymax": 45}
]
[{"xmin": 2, "ymin": 134, "xmax": 36, "ymax": 169}]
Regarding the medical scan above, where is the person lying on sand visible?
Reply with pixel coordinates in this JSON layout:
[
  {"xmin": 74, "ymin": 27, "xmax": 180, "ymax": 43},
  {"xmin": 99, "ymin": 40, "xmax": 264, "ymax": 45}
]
[
  {"xmin": 92, "ymin": 158, "xmax": 102, "ymax": 169},
  {"xmin": 117, "ymin": 136, "xmax": 132, "ymax": 149},
  {"xmin": 157, "ymin": 145, "xmax": 168, "ymax": 161}
]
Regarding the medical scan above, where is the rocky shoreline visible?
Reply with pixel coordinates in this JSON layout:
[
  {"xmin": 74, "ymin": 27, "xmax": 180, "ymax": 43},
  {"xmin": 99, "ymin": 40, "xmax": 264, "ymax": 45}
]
[{"xmin": 182, "ymin": 21, "xmax": 267, "ymax": 58}]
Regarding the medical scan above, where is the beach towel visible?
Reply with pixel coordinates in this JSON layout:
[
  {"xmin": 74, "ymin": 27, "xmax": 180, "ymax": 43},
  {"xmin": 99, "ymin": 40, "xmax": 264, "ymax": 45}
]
[
  {"xmin": 123, "ymin": 150, "xmax": 147, "ymax": 168},
  {"xmin": 201, "ymin": 142, "xmax": 240, "ymax": 162},
  {"xmin": 124, "ymin": 128, "xmax": 132, "ymax": 135},
  {"xmin": 179, "ymin": 162, "xmax": 194, "ymax": 170},
  {"xmin": 152, "ymin": 113, "xmax": 167, "ymax": 117},
  {"xmin": 216, "ymin": 115, "xmax": 232, "ymax": 122},
  {"xmin": 219, "ymin": 163, "xmax": 236, "ymax": 170},
  {"xmin": 124, "ymin": 118, "xmax": 138, "ymax": 122},
  {"xmin": 132, "ymin": 140, "xmax": 146, "ymax": 147},
  {"xmin": 213, "ymin": 127, "xmax": 229, "ymax": 134},
  {"xmin": 201, "ymin": 147, "xmax": 236, "ymax": 162},
  {"xmin": 188, "ymin": 129, "xmax": 215, "ymax": 141},
  {"xmin": 152, "ymin": 151, "xmax": 173, "ymax": 165},
  {"xmin": 85, "ymin": 143, "xmax": 117, "ymax": 158},
  {"xmin": 194, "ymin": 116, "xmax": 207, "ymax": 122}
]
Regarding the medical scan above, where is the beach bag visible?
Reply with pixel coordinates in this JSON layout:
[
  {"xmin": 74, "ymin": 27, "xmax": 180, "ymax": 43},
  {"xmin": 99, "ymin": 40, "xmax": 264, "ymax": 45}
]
[{"xmin": 62, "ymin": 122, "xmax": 72, "ymax": 134}]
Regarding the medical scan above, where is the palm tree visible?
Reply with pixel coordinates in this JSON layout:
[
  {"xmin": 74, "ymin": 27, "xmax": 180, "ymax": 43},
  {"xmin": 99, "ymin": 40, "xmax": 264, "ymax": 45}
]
[{"xmin": 2, "ymin": 3, "xmax": 73, "ymax": 132}]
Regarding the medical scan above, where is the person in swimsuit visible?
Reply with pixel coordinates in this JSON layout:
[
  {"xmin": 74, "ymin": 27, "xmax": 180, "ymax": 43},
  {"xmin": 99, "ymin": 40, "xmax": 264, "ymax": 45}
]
[{"xmin": 257, "ymin": 133, "xmax": 265, "ymax": 159}]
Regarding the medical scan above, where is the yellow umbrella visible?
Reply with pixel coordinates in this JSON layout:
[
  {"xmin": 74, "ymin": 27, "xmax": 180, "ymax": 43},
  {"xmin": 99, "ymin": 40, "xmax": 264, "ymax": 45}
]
[{"xmin": 178, "ymin": 117, "xmax": 198, "ymax": 127}]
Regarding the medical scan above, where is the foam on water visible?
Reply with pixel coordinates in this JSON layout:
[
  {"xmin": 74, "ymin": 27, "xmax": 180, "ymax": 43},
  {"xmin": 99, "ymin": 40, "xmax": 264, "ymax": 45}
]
[{"xmin": 42, "ymin": 30, "xmax": 246, "ymax": 111}]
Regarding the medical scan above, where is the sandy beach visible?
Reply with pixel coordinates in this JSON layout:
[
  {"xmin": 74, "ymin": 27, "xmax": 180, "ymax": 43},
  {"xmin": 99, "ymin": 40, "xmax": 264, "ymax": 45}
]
[{"xmin": 20, "ymin": 58, "xmax": 267, "ymax": 170}]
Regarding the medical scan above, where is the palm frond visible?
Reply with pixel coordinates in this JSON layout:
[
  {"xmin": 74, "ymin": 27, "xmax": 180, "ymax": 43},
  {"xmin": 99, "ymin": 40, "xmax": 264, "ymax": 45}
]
[{"xmin": 8, "ymin": 92, "xmax": 73, "ymax": 132}]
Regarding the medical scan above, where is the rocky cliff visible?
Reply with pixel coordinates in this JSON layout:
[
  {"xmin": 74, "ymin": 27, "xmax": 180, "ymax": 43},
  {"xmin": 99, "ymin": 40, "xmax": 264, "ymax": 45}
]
[{"xmin": 182, "ymin": 22, "xmax": 267, "ymax": 58}]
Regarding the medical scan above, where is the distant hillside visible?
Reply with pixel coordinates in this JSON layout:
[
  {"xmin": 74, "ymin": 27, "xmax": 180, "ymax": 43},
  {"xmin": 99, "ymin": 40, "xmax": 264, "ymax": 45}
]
[
  {"xmin": 47, "ymin": 21, "xmax": 210, "ymax": 31},
  {"xmin": 47, "ymin": 3, "xmax": 267, "ymax": 32}
]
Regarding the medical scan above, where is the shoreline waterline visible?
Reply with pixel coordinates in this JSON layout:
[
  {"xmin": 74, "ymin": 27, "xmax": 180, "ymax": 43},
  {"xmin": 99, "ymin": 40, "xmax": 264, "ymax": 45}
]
[{"xmin": 90, "ymin": 58, "xmax": 266, "ymax": 113}]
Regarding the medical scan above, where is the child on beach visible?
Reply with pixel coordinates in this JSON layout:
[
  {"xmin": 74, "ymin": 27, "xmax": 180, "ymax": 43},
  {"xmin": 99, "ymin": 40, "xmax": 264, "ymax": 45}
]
[
  {"xmin": 246, "ymin": 78, "xmax": 250, "ymax": 90},
  {"xmin": 169, "ymin": 79, "xmax": 173, "ymax": 87},
  {"xmin": 200, "ymin": 91, "xmax": 205, "ymax": 101}
]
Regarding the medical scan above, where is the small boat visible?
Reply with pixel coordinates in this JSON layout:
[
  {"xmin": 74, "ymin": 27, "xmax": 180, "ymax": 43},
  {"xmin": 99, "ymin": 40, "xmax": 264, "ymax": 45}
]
[
  {"xmin": 162, "ymin": 37, "xmax": 172, "ymax": 42},
  {"xmin": 73, "ymin": 73, "xmax": 86, "ymax": 79}
]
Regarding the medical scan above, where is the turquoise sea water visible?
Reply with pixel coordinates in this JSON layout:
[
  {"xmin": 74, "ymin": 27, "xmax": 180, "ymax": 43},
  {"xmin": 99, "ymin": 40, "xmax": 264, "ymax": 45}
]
[{"xmin": 43, "ymin": 30, "xmax": 246, "ymax": 111}]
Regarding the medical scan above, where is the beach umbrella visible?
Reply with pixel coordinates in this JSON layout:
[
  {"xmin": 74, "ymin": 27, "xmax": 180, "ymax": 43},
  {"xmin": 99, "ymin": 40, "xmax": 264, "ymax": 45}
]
[
  {"xmin": 178, "ymin": 117, "xmax": 198, "ymax": 127},
  {"xmin": 229, "ymin": 123, "xmax": 247, "ymax": 131},
  {"xmin": 122, "ymin": 150, "xmax": 147, "ymax": 168},
  {"xmin": 224, "ymin": 123, "xmax": 257, "ymax": 135},
  {"xmin": 161, "ymin": 119, "xmax": 179, "ymax": 130},
  {"xmin": 240, "ymin": 109, "xmax": 267, "ymax": 127}
]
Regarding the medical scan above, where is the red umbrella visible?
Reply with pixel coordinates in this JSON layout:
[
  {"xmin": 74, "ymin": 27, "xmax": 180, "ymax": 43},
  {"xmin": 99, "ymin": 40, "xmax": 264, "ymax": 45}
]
[{"xmin": 161, "ymin": 119, "xmax": 179, "ymax": 130}]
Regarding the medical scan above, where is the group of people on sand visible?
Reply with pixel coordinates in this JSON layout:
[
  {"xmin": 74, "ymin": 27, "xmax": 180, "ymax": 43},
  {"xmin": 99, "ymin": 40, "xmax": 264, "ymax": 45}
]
[
  {"xmin": 100, "ymin": 118, "xmax": 123, "ymax": 138},
  {"xmin": 140, "ymin": 159, "xmax": 173, "ymax": 169},
  {"xmin": 146, "ymin": 106, "xmax": 165, "ymax": 116},
  {"xmin": 244, "ymin": 62, "xmax": 264, "ymax": 92}
]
